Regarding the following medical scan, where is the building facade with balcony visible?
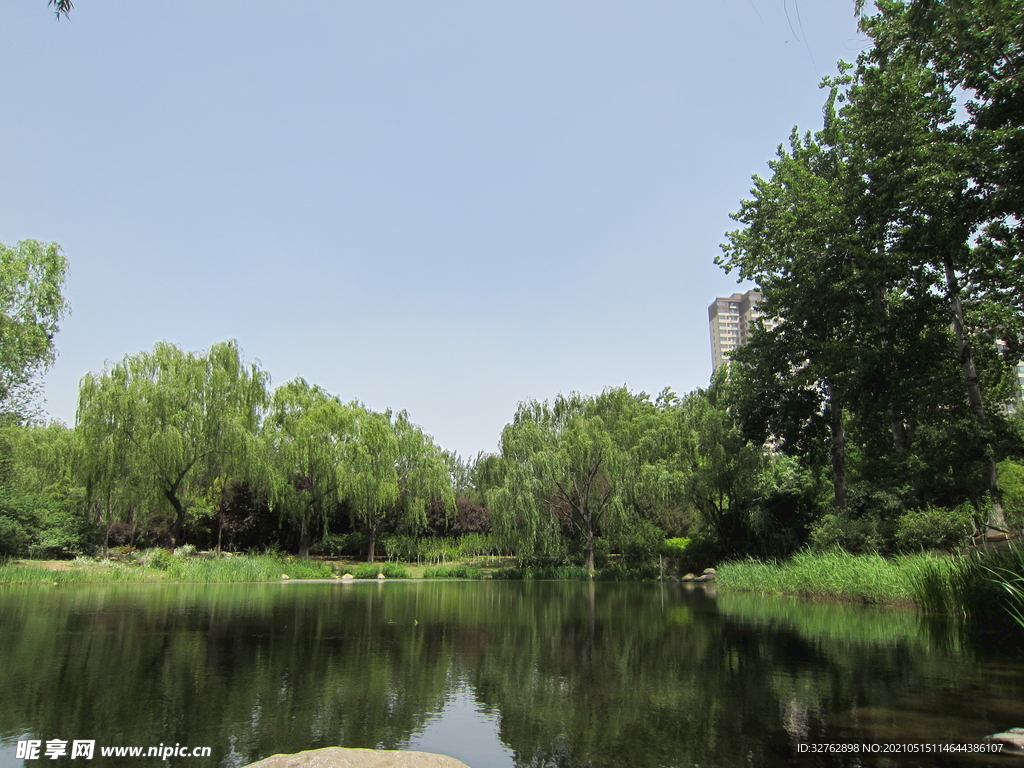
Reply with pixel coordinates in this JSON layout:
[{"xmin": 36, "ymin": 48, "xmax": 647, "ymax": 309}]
[{"xmin": 708, "ymin": 289, "xmax": 772, "ymax": 369}]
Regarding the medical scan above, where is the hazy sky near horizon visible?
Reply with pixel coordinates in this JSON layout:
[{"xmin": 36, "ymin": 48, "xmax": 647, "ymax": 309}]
[{"xmin": 1, "ymin": 1, "xmax": 866, "ymax": 458}]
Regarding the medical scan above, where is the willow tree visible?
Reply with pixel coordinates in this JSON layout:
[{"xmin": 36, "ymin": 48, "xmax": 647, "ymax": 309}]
[
  {"xmin": 346, "ymin": 408, "xmax": 455, "ymax": 562},
  {"xmin": 262, "ymin": 378, "xmax": 361, "ymax": 558},
  {"xmin": 0, "ymin": 240, "xmax": 69, "ymax": 419},
  {"xmin": 77, "ymin": 340, "xmax": 269, "ymax": 548},
  {"xmin": 487, "ymin": 388, "xmax": 649, "ymax": 573}
]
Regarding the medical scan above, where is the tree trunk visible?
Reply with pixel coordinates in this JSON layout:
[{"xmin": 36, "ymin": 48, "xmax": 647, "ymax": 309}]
[
  {"xmin": 298, "ymin": 526, "xmax": 312, "ymax": 559},
  {"xmin": 583, "ymin": 528, "xmax": 595, "ymax": 575},
  {"xmin": 943, "ymin": 253, "xmax": 987, "ymax": 424},
  {"xmin": 829, "ymin": 394, "xmax": 847, "ymax": 513},
  {"xmin": 216, "ymin": 508, "xmax": 223, "ymax": 556},
  {"xmin": 367, "ymin": 528, "xmax": 377, "ymax": 563},
  {"xmin": 873, "ymin": 285, "xmax": 911, "ymax": 450},
  {"xmin": 943, "ymin": 253, "xmax": 1007, "ymax": 534},
  {"xmin": 164, "ymin": 489, "xmax": 186, "ymax": 549}
]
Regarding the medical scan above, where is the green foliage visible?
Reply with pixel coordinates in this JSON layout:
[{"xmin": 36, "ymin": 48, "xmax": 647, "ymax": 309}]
[
  {"xmin": 456, "ymin": 533, "xmax": 507, "ymax": 559},
  {"xmin": 139, "ymin": 547, "xmax": 174, "ymax": 570},
  {"xmin": 0, "ymin": 423, "xmax": 97, "ymax": 558},
  {"xmin": 635, "ymin": 379, "xmax": 769, "ymax": 557},
  {"xmin": 77, "ymin": 340, "xmax": 269, "ymax": 548},
  {"xmin": 487, "ymin": 388, "xmax": 654, "ymax": 572},
  {"xmin": 161, "ymin": 554, "xmax": 333, "ymax": 582},
  {"xmin": 0, "ymin": 512, "xmax": 31, "ymax": 558},
  {"xmin": 310, "ymin": 532, "xmax": 368, "ymax": 558},
  {"xmin": 718, "ymin": 26, "xmax": 1023, "ymax": 534},
  {"xmin": 610, "ymin": 520, "xmax": 662, "ymax": 564},
  {"xmin": 904, "ymin": 546, "xmax": 1024, "ymax": 630},
  {"xmin": 0, "ymin": 561, "xmax": 158, "ymax": 584},
  {"xmin": 491, "ymin": 564, "xmax": 659, "ymax": 581},
  {"xmin": 998, "ymin": 460, "xmax": 1024, "ymax": 528},
  {"xmin": 0, "ymin": 240, "xmax": 69, "ymax": 417},
  {"xmin": 422, "ymin": 564, "xmax": 482, "ymax": 579},
  {"xmin": 717, "ymin": 550, "xmax": 921, "ymax": 603},
  {"xmin": 262, "ymin": 379, "xmax": 360, "ymax": 557},
  {"xmin": 342, "ymin": 562, "xmax": 410, "ymax": 579},
  {"xmin": 809, "ymin": 513, "xmax": 887, "ymax": 555},
  {"xmin": 491, "ymin": 565, "xmax": 591, "ymax": 581},
  {"xmin": 894, "ymin": 503, "xmax": 975, "ymax": 553},
  {"xmin": 659, "ymin": 538, "xmax": 691, "ymax": 558},
  {"xmin": 343, "ymin": 408, "xmax": 455, "ymax": 562}
]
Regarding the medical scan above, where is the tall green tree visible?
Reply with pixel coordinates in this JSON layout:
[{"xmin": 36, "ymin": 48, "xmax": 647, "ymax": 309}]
[
  {"xmin": 0, "ymin": 240, "xmax": 69, "ymax": 419},
  {"xmin": 262, "ymin": 378, "xmax": 360, "ymax": 559},
  {"xmin": 77, "ymin": 340, "xmax": 269, "ymax": 548},
  {"xmin": 487, "ymin": 388, "xmax": 652, "ymax": 573},
  {"xmin": 720, "ymin": 46, "xmax": 1019, "ymax": 529},
  {"xmin": 346, "ymin": 408, "xmax": 455, "ymax": 562}
]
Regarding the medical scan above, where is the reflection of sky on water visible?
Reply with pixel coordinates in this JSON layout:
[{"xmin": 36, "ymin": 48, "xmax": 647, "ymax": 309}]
[
  {"xmin": 0, "ymin": 735, "xmax": 24, "ymax": 768},
  {"xmin": 404, "ymin": 685, "xmax": 515, "ymax": 768},
  {"xmin": 0, "ymin": 704, "xmax": 514, "ymax": 768}
]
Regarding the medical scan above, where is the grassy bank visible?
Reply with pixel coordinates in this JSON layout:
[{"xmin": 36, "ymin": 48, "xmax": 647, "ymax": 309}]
[
  {"xmin": 717, "ymin": 547, "xmax": 1024, "ymax": 627},
  {"xmin": 1, "ymin": 556, "xmax": 662, "ymax": 584},
  {"xmin": 1, "ymin": 555, "xmax": 343, "ymax": 584},
  {"xmin": 716, "ymin": 550, "xmax": 926, "ymax": 604}
]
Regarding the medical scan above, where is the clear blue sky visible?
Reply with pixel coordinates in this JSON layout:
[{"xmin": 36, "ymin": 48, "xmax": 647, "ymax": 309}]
[{"xmin": 0, "ymin": 1, "xmax": 865, "ymax": 459}]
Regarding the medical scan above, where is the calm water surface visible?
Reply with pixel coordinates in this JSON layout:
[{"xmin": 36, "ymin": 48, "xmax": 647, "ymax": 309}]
[{"xmin": 0, "ymin": 581, "xmax": 1022, "ymax": 767}]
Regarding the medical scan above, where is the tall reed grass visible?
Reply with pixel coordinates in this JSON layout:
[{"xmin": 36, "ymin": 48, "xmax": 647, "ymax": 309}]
[
  {"xmin": 717, "ymin": 549, "xmax": 927, "ymax": 603},
  {"xmin": 0, "ymin": 560, "xmax": 161, "ymax": 584},
  {"xmin": 718, "ymin": 546, "xmax": 1024, "ymax": 627},
  {"xmin": 164, "ymin": 555, "xmax": 335, "ymax": 582}
]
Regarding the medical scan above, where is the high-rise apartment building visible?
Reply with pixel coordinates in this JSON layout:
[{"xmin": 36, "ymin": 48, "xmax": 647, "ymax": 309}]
[{"xmin": 708, "ymin": 290, "xmax": 771, "ymax": 369}]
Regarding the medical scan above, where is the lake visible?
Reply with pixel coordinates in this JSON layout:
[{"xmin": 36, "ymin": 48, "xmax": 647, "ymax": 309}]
[{"xmin": 0, "ymin": 580, "xmax": 1021, "ymax": 767}]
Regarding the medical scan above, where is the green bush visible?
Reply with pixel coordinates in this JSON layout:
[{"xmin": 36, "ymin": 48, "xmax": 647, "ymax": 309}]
[
  {"xmin": 998, "ymin": 460, "xmax": 1024, "ymax": 530},
  {"xmin": 423, "ymin": 564, "xmax": 482, "ymax": 579},
  {"xmin": 0, "ymin": 513, "xmax": 31, "ymax": 558},
  {"xmin": 673, "ymin": 533, "xmax": 723, "ymax": 573},
  {"xmin": 660, "ymin": 538, "xmax": 691, "ymax": 558},
  {"xmin": 139, "ymin": 548, "xmax": 174, "ymax": 570},
  {"xmin": 611, "ymin": 521, "xmax": 663, "ymax": 564},
  {"xmin": 595, "ymin": 564, "xmax": 660, "ymax": 581},
  {"xmin": 895, "ymin": 503, "xmax": 975, "ymax": 553},
  {"xmin": 342, "ymin": 561, "xmax": 410, "ymax": 579},
  {"xmin": 809, "ymin": 513, "xmax": 887, "ymax": 555}
]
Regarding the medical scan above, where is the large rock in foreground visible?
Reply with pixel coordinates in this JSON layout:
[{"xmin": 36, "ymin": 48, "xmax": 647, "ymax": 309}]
[{"xmin": 244, "ymin": 747, "xmax": 472, "ymax": 768}]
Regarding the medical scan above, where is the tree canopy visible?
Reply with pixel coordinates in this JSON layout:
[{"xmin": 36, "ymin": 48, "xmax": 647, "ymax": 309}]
[
  {"xmin": 0, "ymin": 240, "xmax": 69, "ymax": 419},
  {"xmin": 77, "ymin": 340, "xmax": 269, "ymax": 548}
]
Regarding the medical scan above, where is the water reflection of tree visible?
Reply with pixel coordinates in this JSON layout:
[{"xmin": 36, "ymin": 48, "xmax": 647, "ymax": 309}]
[{"xmin": 0, "ymin": 584, "xmax": 1016, "ymax": 768}]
